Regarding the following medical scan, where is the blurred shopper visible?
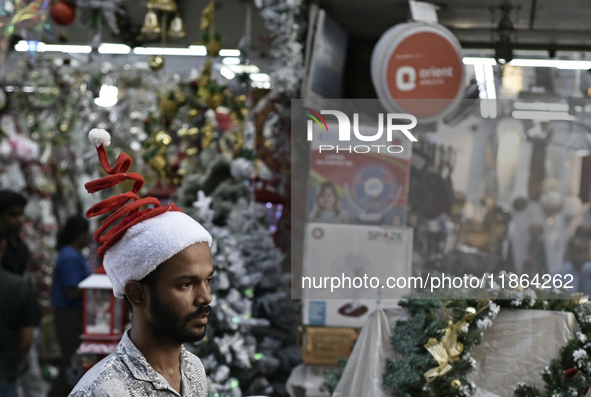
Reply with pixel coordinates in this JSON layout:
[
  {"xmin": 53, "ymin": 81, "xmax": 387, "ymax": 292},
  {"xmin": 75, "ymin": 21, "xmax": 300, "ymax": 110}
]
[
  {"xmin": 48, "ymin": 215, "xmax": 92, "ymax": 397},
  {"xmin": 554, "ymin": 235, "xmax": 591, "ymax": 294},
  {"xmin": 0, "ymin": 190, "xmax": 45, "ymax": 397},
  {"xmin": 0, "ymin": 190, "xmax": 29, "ymax": 276},
  {"xmin": 0, "ymin": 224, "xmax": 41, "ymax": 397}
]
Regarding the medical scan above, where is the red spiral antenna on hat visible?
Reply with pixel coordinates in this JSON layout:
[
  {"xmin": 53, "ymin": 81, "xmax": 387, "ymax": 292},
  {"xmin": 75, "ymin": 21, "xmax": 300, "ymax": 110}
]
[{"xmin": 84, "ymin": 129, "xmax": 182, "ymax": 258}]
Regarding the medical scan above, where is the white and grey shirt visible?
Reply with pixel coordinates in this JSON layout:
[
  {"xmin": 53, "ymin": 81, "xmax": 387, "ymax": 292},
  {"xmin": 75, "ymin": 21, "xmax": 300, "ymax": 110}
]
[{"xmin": 69, "ymin": 330, "xmax": 208, "ymax": 397}]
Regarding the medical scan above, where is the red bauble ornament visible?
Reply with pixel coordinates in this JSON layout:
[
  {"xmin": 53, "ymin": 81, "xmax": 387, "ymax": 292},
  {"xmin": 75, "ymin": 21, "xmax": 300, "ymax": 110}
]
[{"xmin": 50, "ymin": 0, "xmax": 76, "ymax": 26}]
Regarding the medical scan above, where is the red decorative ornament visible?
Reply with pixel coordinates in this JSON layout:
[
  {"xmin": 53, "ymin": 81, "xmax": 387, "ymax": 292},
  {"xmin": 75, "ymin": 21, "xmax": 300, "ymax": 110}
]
[{"xmin": 50, "ymin": 0, "xmax": 76, "ymax": 26}]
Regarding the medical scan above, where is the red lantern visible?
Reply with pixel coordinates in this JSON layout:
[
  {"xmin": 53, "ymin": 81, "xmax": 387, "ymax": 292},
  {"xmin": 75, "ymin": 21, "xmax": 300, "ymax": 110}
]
[
  {"xmin": 50, "ymin": 0, "xmax": 76, "ymax": 26},
  {"xmin": 76, "ymin": 266, "xmax": 128, "ymax": 370}
]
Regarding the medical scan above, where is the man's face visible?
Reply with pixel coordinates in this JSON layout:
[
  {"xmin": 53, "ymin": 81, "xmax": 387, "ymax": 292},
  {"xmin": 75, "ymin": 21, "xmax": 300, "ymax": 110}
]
[
  {"xmin": 147, "ymin": 242, "xmax": 213, "ymax": 344},
  {"xmin": 0, "ymin": 206, "xmax": 25, "ymax": 236}
]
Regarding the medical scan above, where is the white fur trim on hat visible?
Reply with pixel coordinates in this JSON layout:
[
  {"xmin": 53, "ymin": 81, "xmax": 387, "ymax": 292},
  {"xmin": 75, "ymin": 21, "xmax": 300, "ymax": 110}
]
[
  {"xmin": 103, "ymin": 211, "xmax": 212, "ymax": 298},
  {"xmin": 89, "ymin": 128, "xmax": 111, "ymax": 147}
]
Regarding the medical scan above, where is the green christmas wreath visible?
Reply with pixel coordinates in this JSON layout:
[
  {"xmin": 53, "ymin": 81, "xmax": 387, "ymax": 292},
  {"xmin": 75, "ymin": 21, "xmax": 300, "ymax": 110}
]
[{"xmin": 324, "ymin": 273, "xmax": 591, "ymax": 397}]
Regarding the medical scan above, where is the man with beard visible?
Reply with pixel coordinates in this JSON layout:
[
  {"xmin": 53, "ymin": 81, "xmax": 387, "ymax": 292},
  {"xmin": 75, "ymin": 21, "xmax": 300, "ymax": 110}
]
[{"xmin": 69, "ymin": 129, "xmax": 213, "ymax": 397}]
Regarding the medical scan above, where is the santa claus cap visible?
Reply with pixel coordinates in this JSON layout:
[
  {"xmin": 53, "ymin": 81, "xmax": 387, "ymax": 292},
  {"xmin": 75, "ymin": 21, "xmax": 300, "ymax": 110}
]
[{"xmin": 85, "ymin": 129, "xmax": 212, "ymax": 299}]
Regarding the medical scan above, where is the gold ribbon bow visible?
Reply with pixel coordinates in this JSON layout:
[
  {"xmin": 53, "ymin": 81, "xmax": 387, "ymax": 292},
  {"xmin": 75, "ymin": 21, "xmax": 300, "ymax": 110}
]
[
  {"xmin": 424, "ymin": 318, "xmax": 466, "ymax": 382},
  {"xmin": 423, "ymin": 305, "xmax": 487, "ymax": 382}
]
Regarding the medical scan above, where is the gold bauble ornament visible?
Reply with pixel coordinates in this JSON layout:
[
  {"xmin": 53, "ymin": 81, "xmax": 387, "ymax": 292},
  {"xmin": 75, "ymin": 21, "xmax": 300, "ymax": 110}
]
[
  {"xmin": 189, "ymin": 109, "xmax": 198, "ymax": 117},
  {"xmin": 148, "ymin": 55, "xmax": 164, "ymax": 71},
  {"xmin": 59, "ymin": 124, "xmax": 68, "ymax": 132},
  {"xmin": 187, "ymin": 127, "xmax": 199, "ymax": 137},
  {"xmin": 186, "ymin": 147, "xmax": 198, "ymax": 156},
  {"xmin": 451, "ymin": 380, "xmax": 461, "ymax": 388},
  {"xmin": 159, "ymin": 97, "xmax": 178, "ymax": 115},
  {"xmin": 148, "ymin": 155, "xmax": 167, "ymax": 172},
  {"xmin": 155, "ymin": 131, "xmax": 172, "ymax": 146},
  {"xmin": 177, "ymin": 128, "xmax": 189, "ymax": 137},
  {"xmin": 174, "ymin": 90, "xmax": 186, "ymax": 104},
  {"xmin": 206, "ymin": 93, "xmax": 224, "ymax": 109}
]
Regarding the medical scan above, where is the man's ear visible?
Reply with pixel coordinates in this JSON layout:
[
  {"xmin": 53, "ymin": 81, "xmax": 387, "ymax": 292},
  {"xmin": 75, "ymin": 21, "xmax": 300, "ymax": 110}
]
[{"xmin": 124, "ymin": 281, "xmax": 148, "ymax": 309}]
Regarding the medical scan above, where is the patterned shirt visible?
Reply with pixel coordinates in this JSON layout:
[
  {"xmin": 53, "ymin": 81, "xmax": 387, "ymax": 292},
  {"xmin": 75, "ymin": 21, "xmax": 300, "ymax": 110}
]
[{"xmin": 69, "ymin": 330, "xmax": 208, "ymax": 397}]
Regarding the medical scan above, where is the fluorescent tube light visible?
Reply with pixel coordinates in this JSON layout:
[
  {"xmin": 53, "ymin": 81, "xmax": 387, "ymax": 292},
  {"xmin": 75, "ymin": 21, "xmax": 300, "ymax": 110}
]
[
  {"xmin": 511, "ymin": 110, "xmax": 575, "ymax": 121},
  {"xmin": 513, "ymin": 102, "xmax": 569, "ymax": 112},
  {"xmin": 219, "ymin": 49, "xmax": 241, "ymax": 56},
  {"xmin": 222, "ymin": 57, "xmax": 241, "ymax": 65}
]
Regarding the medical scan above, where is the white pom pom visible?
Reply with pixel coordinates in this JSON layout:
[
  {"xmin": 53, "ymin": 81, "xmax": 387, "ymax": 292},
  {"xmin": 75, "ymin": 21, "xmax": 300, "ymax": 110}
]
[{"xmin": 88, "ymin": 128, "xmax": 111, "ymax": 147}]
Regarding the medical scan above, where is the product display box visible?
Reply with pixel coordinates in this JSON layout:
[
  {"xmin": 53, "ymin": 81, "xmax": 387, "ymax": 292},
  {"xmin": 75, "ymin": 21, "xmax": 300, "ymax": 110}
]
[
  {"xmin": 307, "ymin": 123, "xmax": 412, "ymax": 226},
  {"xmin": 301, "ymin": 223, "xmax": 412, "ymax": 327},
  {"xmin": 298, "ymin": 326, "xmax": 361, "ymax": 366}
]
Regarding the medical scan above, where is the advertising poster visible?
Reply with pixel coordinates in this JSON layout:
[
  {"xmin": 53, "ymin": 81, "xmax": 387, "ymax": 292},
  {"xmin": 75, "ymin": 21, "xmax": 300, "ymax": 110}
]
[{"xmin": 307, "ymin": 122, "xmax": 412, "ymax": 226}]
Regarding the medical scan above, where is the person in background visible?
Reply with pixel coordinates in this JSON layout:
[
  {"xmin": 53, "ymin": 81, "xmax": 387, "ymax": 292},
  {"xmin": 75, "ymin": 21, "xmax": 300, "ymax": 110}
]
[
  {"xmin": 0, "ymin": 224, "xmax": 42, "ymax": 397},
  {"xmin": 48, "ymin": 215, "xmax": 92, "ymax": 397},
  {"xmin": 0, "ymin": 190, "xmax": 29, "ymax": 276},
  {"xmin": 0, "ymin": 190, "xmax": 45, "ymax": 397},
  {"xmin": 554, "ymin": 235, "xmax": 591, "ymax": 294},
  {"xmin": 310, "ymin": 181, "xmax": 349, "ymax": 224}
]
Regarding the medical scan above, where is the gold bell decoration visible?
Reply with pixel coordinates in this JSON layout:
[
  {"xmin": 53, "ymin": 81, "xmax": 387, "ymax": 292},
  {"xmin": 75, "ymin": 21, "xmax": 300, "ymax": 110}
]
[
  {"xmin": 167, "ymin": 14, "xmax": 186, "ymax": 39},
  {"xmin": 147, "ymin": 0, "xmax": 178, "ymax": 12},
  {"xmin": 141, "ymin": 9, "xmax": 161, "ymax": 36}
]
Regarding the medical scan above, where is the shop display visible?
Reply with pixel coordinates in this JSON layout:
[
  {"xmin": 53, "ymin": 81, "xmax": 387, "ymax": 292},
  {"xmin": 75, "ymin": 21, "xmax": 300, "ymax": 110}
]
[
  {"xmin": 324, "ymin": 284, "xmax": 591, "ymax": 397},
  {"xmin": 302, "ymin": 223, "xmax": 412, "ymax": 327}
]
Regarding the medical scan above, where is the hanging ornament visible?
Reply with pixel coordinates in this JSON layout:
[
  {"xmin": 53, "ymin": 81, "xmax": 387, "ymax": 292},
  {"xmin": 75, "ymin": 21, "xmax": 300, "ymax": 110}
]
[
  {"xmin": 230, "ymin": 158, "xmax": 254, "ymax": 181},
  {"xmin": 140, "ymin": 9, "xmax": 161, "ymax": 36},
  {"xmin": 147, "ymin": 0, "xmax": 178, "ymax": 13},
  {"xmin": 148, "ymin": 55, "xmax": 164, "ymax": 71},
  {"xmin": 50, "ymin": 0, "xmax": 75, "ymax": 26},
  {"xmin": 200, "ymin": 1, "xmax": 214, "ymax": 31},
  {"xmin": 159, "ymin": 96, "xmax": 178, "ymax": 115},
  {"xmin": 206, "ymin": 39, "xmax": 221, "ymax": 57},
  {"xmin": 148, "ymin": 154, "xmax": 167, "ymax": 172},
  {"xmin": 167, "ymin": 13, "xmax": 185, "ymax": 38},
  {"xmin": 201, "ymin": 121, "xmax": 214, "ymax": 148},
  {"xmin": 155, "ymin": 131, "xmax": 172, "ymax": 146}
]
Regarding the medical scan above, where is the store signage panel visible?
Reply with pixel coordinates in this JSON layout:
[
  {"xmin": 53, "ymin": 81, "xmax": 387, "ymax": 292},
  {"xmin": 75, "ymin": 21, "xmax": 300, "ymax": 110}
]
[{"xmin": 371, "ymin": 22, "xmax": 465, "ymax": 123}]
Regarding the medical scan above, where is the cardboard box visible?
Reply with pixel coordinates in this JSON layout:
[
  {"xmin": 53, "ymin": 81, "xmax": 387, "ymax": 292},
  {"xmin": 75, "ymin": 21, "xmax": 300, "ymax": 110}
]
[
  {"xmin": 301, "ymin": 223, "xmax": 412, "ymax": 327},
  {"xmin": 299, "ymin": 326, "xmax": 360, "ymax": 366}
]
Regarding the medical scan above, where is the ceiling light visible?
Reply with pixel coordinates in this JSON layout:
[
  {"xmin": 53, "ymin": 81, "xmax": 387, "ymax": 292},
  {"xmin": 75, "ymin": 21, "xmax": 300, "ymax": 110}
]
[
  {"xmin": 249, "ymin": 73, "xmax": 271, "ymax": 82},
  {"xmin": 219, "ymin": 49, "xmax": 240, "ymax": 57},
  {"xmin": 511, "ymin": 110, "xmax": 575, "ymax": 121},
  {"xmin": 222, "ymin": 57, "xmax": 241, "ymax": 65},
  {"xmin": 220, "ymin": 66, "xmax": 236, "ymax": 80},
  {"xmin": 226, "ymin": 64, "xmax": 260, "ymax": 74},
  {"xmin": 463, "ymin": 57, "xmax": 497, "ymax": 66},
  {"xmin": 133, "ymin": 46, "xmax": 206, "ymax": 56},
  {"xmin": 98, "ymin": 43, "xmax": 131, "ymax": 54},
  {"xmin": 513, "ymin": 102, "xmax": 569, "ymax": 112}
]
